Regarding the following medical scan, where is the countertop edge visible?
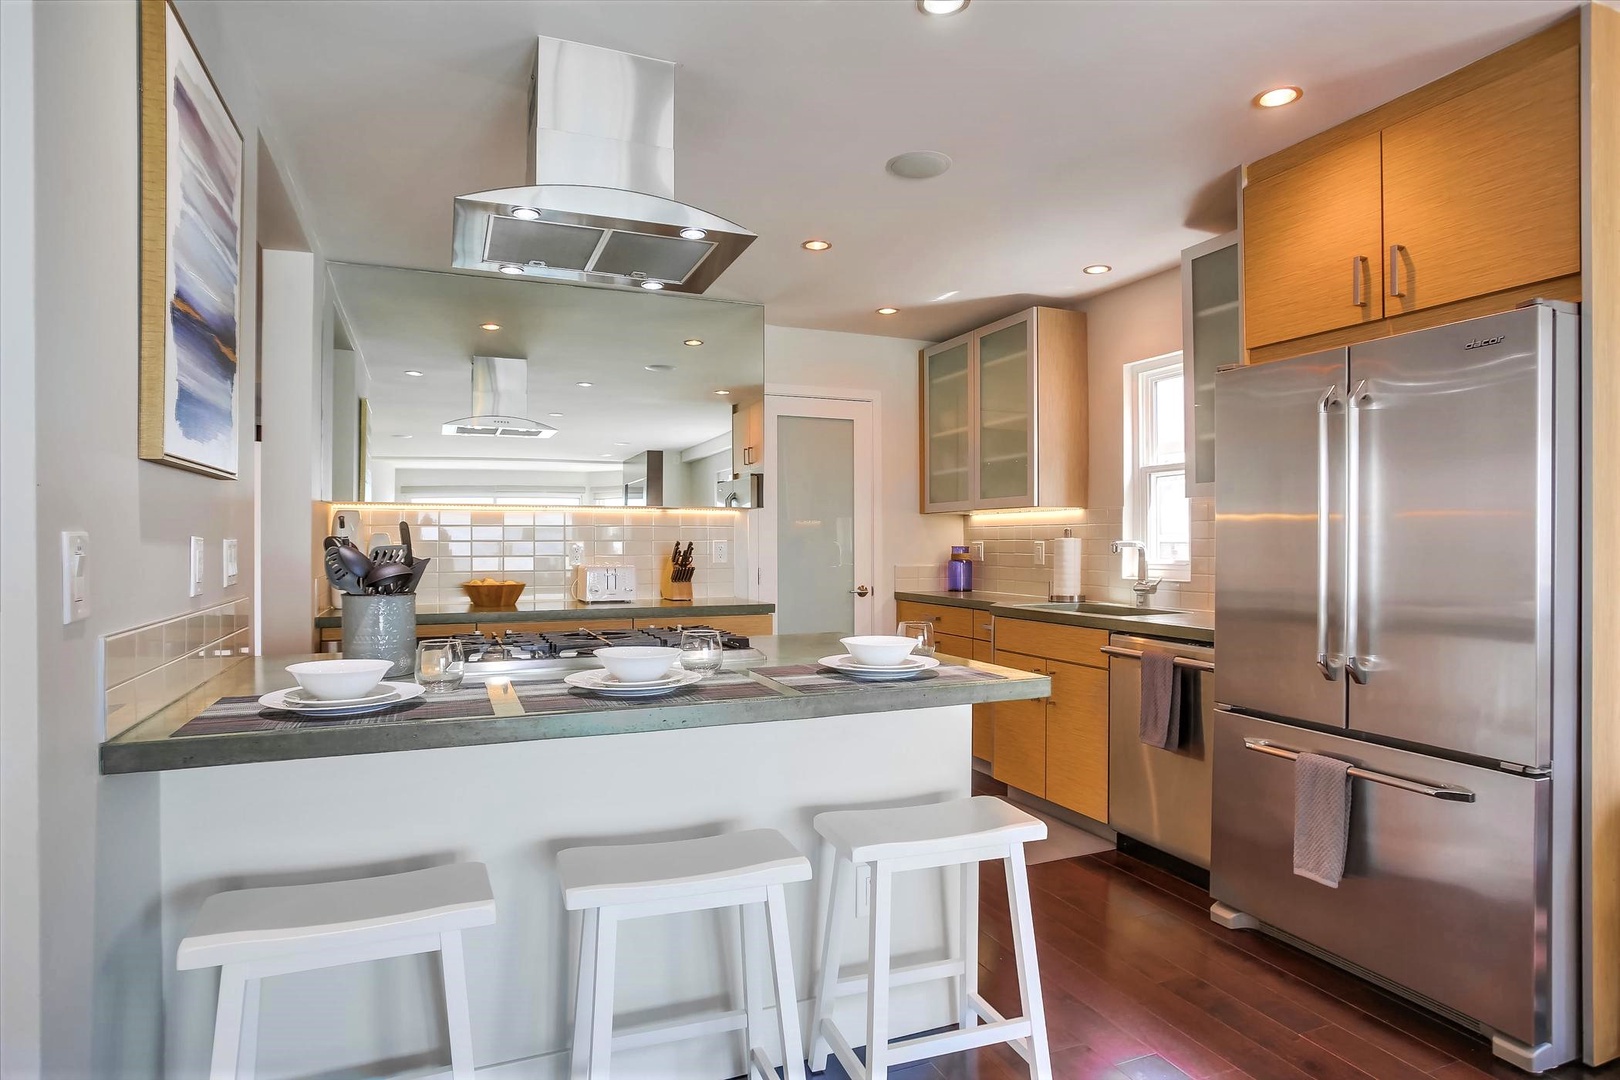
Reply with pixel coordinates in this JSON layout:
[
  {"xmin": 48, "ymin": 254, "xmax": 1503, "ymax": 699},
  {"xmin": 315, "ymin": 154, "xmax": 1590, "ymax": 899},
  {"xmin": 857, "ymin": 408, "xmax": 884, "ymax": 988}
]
[
  {"xmin": 894, "ymin": 590, "xmax": 1214, "ymax": 644},
  {"xmin": 314, "ymin": 598, "xmax": 777, "ymax": 628}
]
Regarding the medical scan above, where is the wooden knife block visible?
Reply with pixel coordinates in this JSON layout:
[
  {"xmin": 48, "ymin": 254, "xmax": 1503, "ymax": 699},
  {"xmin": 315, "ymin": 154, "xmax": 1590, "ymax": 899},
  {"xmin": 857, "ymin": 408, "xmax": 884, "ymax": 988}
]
[{"xmin": 660, "ymin": 556, "xmax": 693, "ymax": 601}]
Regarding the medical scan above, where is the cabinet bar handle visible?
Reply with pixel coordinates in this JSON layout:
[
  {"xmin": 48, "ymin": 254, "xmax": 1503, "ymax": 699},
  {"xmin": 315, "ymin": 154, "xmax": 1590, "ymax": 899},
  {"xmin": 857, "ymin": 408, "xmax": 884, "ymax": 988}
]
[
  {"xmin": 1351, "ymin": 256, "xmax": 1368, "ymax": 308},
  {"xmin": 1388, "ymin": 245, "xmax": 1406, "ymax": 298},
  {"xmin": 1100, "ymin": 645, "xmax": 1213, "ymax": 672},
  {"xmin": 1242, "ymin": 738, "xmax": 1474, "ymax": 802}
]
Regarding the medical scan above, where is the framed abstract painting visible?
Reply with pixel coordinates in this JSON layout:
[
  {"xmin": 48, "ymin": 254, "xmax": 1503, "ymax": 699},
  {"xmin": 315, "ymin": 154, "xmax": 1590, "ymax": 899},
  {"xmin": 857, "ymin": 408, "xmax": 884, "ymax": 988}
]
[{"xmin": 138, "ymin": 0, "xmax": 243, "ymax": 479}]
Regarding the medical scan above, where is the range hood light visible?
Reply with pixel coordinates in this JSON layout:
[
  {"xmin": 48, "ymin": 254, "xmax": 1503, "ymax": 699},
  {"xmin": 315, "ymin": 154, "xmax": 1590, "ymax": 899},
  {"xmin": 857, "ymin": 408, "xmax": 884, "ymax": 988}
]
[
  {"xmin": 639, "ymin": 280, "xmax": 665, "ymax": 290},
  {"xmin": 577, "ymin": 381, "xmax": 594, "ymax": 387},
  {"xmin": 680, "ymin": 228, "xmax": 707, "ymax": 240},
  {"xmin": 646, "ymin": 364, "xmax": 674, "ymax": 372},
  {"xmin": 497, "ymin": 264, "xmax": 526, "ymax": 275},
  {"xmin": 509, "ymin": 206, "xmax": 542, "ymax": 221}
]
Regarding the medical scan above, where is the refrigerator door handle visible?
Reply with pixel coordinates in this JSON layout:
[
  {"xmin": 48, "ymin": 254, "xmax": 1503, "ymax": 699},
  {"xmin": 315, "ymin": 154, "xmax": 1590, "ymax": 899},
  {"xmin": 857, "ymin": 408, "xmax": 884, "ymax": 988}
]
[
  {"xmin": 1317, "ymin": 387, "xmax": 1344, "ymax": 681},
  {"xmin": 1345, "ymin": 383, "xmax": 1371, "ymax": 685},
  {"xmin": 1242, "ymin": 738, "xmax": 1476, "ymax": 802}
]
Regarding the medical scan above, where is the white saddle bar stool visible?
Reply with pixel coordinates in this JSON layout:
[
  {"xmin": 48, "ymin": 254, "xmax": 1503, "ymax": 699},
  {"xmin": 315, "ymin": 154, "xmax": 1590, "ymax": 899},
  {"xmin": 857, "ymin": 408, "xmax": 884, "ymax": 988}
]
[
  {"xmin": 177, "ymin": 862, "xmax": 497, "ymax": 1080},
  {"xmin": 806, "ymin": 796, "xmax": 1051, "ymax": 1080},
  {"xmin": 558, "ymin": 828, "xmax": 812, "ymax": 1080}
]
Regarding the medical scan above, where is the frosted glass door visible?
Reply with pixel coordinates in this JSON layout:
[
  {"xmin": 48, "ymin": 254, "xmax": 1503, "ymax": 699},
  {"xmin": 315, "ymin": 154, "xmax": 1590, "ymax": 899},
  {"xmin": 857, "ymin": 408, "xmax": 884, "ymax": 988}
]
[
  {"xmin": 977, "ymin": 318, "xmax": 1034, "ymax": 505},
  {"xmin": 923, "ymin": 341, "xmax": 973, "ymax": 511},
  {"xmin": 777, "ymin": 414, "xmax": 857, "ymax": 634}
]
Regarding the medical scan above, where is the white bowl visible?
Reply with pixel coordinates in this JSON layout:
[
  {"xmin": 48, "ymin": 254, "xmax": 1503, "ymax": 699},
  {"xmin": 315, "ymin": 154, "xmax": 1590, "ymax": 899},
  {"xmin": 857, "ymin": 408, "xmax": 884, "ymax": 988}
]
[
  {"xmin": 840, "ymin": 635, "xmax": 920, "ymax": 668},
  {"xmin": 594, "ymin": 646, "xmax": 681, "ymax": 683},
  {"xmin": 285, "ymin": 659, "xmax": 393, "ymax": 701}
]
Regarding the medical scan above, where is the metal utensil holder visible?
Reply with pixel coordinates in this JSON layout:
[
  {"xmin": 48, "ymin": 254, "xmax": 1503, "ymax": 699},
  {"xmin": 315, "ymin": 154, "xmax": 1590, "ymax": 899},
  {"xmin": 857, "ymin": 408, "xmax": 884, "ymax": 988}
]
[{"xmin": 341, "ymin": 593, "xmax": 417, "ymax": 678}]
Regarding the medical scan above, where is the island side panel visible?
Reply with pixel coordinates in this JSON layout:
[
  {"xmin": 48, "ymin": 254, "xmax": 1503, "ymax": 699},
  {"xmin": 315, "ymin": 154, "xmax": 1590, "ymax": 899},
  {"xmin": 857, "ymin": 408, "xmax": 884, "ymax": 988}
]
[{"xmin": 158, "ymin": 705, "xmax": 972, "ymax": 1079}]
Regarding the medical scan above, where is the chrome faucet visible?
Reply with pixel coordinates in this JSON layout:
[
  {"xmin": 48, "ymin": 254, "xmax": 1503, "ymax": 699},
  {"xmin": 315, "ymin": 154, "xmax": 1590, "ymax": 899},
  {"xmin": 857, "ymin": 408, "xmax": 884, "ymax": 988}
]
[{"xmin": 1111, "ymin": 540, "xmax": 1162, "ymax": 607}]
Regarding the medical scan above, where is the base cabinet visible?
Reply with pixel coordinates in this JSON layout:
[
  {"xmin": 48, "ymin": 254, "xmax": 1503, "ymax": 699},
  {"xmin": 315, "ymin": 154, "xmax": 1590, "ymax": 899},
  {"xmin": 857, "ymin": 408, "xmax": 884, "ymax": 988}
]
[
  {"xmin": 990, "ymin": 620, "xmax": 1110, "ymax": 821},
  {"xmin": 1044, "ymin": 660, "xmax": 1109, "ymax": 822},
  {"xmin": 990, "ymin": 651, "xmax": 1048, "ymax": 797}
]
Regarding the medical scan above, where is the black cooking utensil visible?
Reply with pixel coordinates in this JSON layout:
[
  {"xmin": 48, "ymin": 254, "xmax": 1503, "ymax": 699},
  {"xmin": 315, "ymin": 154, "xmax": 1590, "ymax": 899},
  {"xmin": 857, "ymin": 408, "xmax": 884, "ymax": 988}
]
[
  {"xmin": 333, "ymin": 541, "xmax": 375, "ymax": 584},
  {"xmin": 400, "ymin": 521, "xmax": 414, "ymax": 566},
  {"xmin": 401, "ymin": 557, "xmax": 430, "ymax": 594},
  {"xmin": 362, "ymin": 560, "xmax": 413, "ymax": 594},
  {"xmin": 324, "ymin": 545, "xmax": 367, "ymax": 595}
]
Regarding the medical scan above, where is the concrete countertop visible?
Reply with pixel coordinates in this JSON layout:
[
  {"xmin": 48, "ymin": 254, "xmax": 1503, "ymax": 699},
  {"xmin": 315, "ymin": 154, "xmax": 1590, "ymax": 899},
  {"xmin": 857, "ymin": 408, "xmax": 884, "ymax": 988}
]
[
  {"xmin": 896, "ymin": 590, "xmax": 1214, "ymax": 644},
  {"xmin": 99, "ymin": 635, "xmax": 1049, "ymax": 775},
  {"xmin": 314, "ymin": 596, "xmax": 774, "ymax": 628}
]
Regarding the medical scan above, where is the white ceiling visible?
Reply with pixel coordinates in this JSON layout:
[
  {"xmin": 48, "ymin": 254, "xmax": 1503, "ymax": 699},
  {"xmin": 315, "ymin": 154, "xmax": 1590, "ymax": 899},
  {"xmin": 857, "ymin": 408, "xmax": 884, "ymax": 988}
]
[
  {"xmin": 329, "ymin": 263, "xmax": 763, "ymax": 462},
  {"xmin": 214, "ymin": 0, "xmax": 1575, "ymax": 342}
]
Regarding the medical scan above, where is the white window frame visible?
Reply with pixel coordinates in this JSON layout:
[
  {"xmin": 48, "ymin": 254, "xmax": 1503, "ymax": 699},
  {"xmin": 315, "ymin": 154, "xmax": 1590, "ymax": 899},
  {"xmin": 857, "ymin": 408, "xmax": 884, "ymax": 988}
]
[{"xmin": 1122, "ymin": 351, "xmax": 1191, "ymax": 583}]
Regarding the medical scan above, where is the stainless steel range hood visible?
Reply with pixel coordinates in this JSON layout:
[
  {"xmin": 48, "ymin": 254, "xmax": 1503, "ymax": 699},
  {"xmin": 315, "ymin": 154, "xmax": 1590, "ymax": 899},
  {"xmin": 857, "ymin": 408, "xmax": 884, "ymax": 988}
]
[
  {"xmin": 451, "ymin": 37, "xmax": 755, "ymax": 295},
  {"xmin": 440, "ymin": 355, "xmax": 557, "ymax": 438}
]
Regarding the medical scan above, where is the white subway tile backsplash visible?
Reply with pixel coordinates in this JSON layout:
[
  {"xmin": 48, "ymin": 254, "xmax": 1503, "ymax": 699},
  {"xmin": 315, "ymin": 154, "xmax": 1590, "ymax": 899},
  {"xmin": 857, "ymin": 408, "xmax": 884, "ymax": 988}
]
[{"xmin": 102, "ymin": 597, "xmax": 254, "ymax": 739}]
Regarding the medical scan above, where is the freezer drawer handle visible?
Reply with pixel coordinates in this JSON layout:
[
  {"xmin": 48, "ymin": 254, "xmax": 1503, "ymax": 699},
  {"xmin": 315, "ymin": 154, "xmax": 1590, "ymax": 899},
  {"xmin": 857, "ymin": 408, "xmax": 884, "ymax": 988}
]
[
  {"xmin": 1242, "ymin": 738, "xmax": 1475, "ymax": 803},
  {"xmin": 1101, "ymin": 645, "xmax": 1214, "ymax": 672}
]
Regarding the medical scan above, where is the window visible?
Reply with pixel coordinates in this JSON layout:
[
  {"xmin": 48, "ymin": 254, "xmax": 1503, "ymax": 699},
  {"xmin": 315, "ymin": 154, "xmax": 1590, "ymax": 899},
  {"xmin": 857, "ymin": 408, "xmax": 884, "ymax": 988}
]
[{"xmin": 1123, "ymin": 352, "xmax": 1190, "ymax": 581}]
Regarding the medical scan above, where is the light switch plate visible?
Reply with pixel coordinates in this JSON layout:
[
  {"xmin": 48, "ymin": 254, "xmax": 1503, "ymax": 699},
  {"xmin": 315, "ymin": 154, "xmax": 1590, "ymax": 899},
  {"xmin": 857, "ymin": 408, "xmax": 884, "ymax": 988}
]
[
  {"xmin": 222, "ymin": 538, "xmax": 239, "ymax": 587},
  {"xmin": 1034, "ymin": 540, "xmax": 1046, "ymax": 565},
  {"xmin": 61, "ymin": 530, "xmax": 89, "ymax": 624},
  {"xmin": 970, "ymin": 540, "xmax": 985, "ymax": 562},
  {"xmin": 189, "ymin": 536, "xmax": 205, "ymax": 597},
  {"xmin": 712, "ymin": 540, "xmax": 730, "ymax": 565}
]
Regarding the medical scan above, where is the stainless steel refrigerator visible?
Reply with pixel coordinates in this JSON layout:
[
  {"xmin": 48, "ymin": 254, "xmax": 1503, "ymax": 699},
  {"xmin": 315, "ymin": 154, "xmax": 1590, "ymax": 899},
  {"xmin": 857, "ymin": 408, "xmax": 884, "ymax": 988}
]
[{"xmin": 1210, "ymin": 302, "xmax": 1579, "ymax": 1072}]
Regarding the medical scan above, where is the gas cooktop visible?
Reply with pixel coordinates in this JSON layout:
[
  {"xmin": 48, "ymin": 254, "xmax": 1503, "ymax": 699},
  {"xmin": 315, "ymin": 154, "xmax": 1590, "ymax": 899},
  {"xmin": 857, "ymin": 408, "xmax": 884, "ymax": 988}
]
[{"xmin": 435, "ymin": 626, "xmax": 764, "ymax": 679}]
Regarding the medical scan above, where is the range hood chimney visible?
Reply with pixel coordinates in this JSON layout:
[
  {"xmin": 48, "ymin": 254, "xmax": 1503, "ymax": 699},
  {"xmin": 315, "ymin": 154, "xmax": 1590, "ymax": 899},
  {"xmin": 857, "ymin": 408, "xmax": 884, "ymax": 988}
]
[
  {"xmin": 451, "ymin": 37, "xmax": 755, "ymax": 295},
  {"xmin": 440, "ymin": 356, "xmax": 557, "ymax": 438}
]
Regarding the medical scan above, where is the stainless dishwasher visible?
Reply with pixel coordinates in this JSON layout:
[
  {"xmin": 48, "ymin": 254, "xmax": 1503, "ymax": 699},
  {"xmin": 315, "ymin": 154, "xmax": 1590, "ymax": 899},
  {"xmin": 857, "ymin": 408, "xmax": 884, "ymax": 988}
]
[{"xmin": 1106, "ymin": 633, "xmax": 1215, "ymax": 871}]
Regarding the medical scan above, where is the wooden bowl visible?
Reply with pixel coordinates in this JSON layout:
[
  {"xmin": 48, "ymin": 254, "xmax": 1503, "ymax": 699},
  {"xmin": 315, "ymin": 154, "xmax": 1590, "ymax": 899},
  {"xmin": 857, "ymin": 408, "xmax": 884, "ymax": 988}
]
[{"xmin": 462, "ymin": 581, "xmax": 525, "ymax": 608}]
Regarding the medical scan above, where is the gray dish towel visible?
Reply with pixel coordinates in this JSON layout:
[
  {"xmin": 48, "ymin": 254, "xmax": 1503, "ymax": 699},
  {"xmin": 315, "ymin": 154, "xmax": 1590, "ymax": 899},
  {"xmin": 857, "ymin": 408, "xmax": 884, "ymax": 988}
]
[
  {"xmin": 1293, "ymin": 752, "xmax": 1354, "ymax": 887},
  {"xmin": 1138, "ymin": 648, "xmax": 1180, "ymax": 749}
]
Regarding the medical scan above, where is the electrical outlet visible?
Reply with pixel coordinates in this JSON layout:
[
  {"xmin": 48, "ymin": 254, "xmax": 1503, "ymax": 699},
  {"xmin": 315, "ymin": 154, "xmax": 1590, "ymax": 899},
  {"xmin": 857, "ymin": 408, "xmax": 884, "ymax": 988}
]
[
  {"xmin": 189, "ymin": 536, "xmax": 205, "ymax": 597},
  {"xmin": 970, "ymin": 540, "xmax": 985, "ymax": 562},
  {"xmin": 713, "ymin": 540, "xmax": 730, "ymax": 565},
  {"xmin": 569, "ymin": 541, "xmax": 584, "ymax": 567},
  {"xmin": 222, "ymin": 538, "xmax": 239, "ymax": 587},
  {"xmin": 1034, "ymin": 540, "xmax": 1046, "ymax": 565}
]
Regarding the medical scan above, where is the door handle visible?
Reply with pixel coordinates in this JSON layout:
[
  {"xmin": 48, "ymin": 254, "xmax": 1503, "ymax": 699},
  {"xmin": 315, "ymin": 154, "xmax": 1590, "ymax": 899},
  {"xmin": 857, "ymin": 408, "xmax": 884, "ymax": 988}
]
[
  {"xmin": 1345, "ymin": 383, "xmax": 1370, "ymax": 685},
  {"xmin": 1243, "ymin": 739, "xmax": 1474, "ymax": 802},
  {"xmin": 1317, "ymin": 387, "xmax": 1343, "ymax": 682},
  {"xmin": 1388, "ymin": 245, "xmax": 1406, "ymax": 299},
  {"xmin": 1351, "ymin": 256, "xmax": 1368, "ymax": 308},
  {"xmin": 850, "ymin": 585, "xmax": 871, "ymax": 597}
]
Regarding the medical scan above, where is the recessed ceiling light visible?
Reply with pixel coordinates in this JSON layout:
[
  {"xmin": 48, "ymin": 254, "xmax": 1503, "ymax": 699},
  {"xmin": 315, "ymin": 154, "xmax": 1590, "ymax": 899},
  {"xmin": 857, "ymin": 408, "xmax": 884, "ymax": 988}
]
[
  {"xmin": 577, "ymin": 381, "xmax": 594, "ymax": 388},
  {"xmin": 714, "ymin": 389, "xmax": 732, "ymax": 396},
  {"xmin": 548, "ymin": 412, "xmax": 564, "ymax": 418},
  {"xmin": 933, "ymin": 290, "xmax": 960, "ymax": 301},
  {"xmin": 886, "ymin": 150, "xmax": 952, "ymax": 180},
  {"xmin": 639, "ymin": 280, "xmax": 665, "ymax": 290},
  {"xmin": 679, "ymin": 228, "xmax": 707, "ymax": 240},
  {"xmin": 614, "ymin": 442, "xmax": 629, "ymax": 446},
  {"xmin": 684, "ymin": 338, "xmax": 703, "ymax": 347},
  {"xmin": 1253, "ymin": 85, "xmax": 1303, "ymax": 108},
  {"xmin": 497, "ymin": 264, "xmax": 525, "ymax": 275},
  {"xmin": 801, "ymin": 239, "xmax": 832, "ymax": 252},
  {"xmin": 403, "ymin": 370, "xmax": 424, "ymax": 377},
  {"xmin": 876, "ymin": 307, "xmax": 899, "ymax": 315},
  {"xmin": 509, "ymin": 206, "xmax": 542, "ymax": 221},
  {"xmin": 480, "ymin": 322, "xmax": 501, "ymax": 331},
  {"xmin": 645, "ymin": 363, "xmax": 674, "ymax": 372},
  {"xmin": 394, "ymin": 434, "xmax": 413, "ymax": 439},
  {"xmin": 917, "ymin": 0, "xmax": 969, "ymax": 14},
  {"xmin": 1082, "ymin": 264, "xmax": 1112, "ymax": 275}
]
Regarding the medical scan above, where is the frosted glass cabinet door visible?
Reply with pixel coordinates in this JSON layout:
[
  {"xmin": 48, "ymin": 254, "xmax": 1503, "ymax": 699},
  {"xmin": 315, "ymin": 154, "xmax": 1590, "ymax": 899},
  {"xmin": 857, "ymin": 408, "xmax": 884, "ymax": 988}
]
[
  {"xmin": 976, "ymin": 316, "xmax": 1035, "ymax": 506},
  {"xmin": 1182, "ymin": 232, "xmax": 1239, "ymax": 497},
  {"xmin": 923, "ymin": 340, "xmax": 973, "ymax": 511}
]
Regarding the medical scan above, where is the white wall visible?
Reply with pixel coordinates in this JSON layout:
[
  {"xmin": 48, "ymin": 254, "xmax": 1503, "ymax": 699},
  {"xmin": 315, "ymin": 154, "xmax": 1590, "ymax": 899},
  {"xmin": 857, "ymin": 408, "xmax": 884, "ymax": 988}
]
[
  {"xmin": 764, "ymin": 325, "xmax": 965, "ymax": 629},
  {"xmin": 0, "ymin": 2, "xmax": 42, "ymax": 1073}
]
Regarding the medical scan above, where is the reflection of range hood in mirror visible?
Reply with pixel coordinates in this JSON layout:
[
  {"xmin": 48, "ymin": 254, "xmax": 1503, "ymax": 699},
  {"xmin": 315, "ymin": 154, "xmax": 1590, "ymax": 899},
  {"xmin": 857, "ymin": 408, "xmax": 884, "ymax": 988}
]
[
  {"xmin": 451, "ymin": 37, "xmax": 755, "ymax": 295},
  {"xmin": 440, "ymin": 355, "xmax": 558, "ymax": 438}
]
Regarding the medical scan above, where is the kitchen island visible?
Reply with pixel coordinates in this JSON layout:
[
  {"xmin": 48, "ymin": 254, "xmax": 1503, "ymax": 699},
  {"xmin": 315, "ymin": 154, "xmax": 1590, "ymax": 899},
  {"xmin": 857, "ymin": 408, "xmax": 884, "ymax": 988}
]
[{"xmin": 106, "ymin": 637, "xmax": 1048, "ymax": 1079}]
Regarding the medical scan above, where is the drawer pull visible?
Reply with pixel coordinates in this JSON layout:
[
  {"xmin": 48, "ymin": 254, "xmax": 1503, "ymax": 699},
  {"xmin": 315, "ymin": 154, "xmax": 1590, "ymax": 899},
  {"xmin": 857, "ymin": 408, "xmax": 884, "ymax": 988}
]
[
  {"xmin": 1101, "ymin": 645, "xmax": 1213, "ymax": 673},
  {"xmin": 1242, "ymin": 738, "xmax": 1475, "ymax": 803}
]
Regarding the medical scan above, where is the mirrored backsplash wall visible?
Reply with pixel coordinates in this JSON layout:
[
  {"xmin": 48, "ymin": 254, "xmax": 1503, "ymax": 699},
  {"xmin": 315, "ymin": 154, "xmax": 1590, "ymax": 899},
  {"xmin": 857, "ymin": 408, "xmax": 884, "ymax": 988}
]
[{"xmin": 327, "ymin": 504, "xmax": 745, "ymax": 607}]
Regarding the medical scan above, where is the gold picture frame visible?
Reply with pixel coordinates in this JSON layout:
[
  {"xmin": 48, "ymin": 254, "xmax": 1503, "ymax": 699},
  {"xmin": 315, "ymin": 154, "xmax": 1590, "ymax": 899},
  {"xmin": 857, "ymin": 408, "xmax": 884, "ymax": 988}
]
[{"xmin": 138, "ymin": 0, "xmax": 244, "ymax": 479}]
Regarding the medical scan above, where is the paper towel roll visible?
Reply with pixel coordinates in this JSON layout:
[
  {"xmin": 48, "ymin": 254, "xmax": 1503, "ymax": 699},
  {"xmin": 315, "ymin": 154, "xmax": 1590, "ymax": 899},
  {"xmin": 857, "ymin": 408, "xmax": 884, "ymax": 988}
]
[{"xmin": 1051, "ymin": 537, "xmax": 1082, "ymax": 601}]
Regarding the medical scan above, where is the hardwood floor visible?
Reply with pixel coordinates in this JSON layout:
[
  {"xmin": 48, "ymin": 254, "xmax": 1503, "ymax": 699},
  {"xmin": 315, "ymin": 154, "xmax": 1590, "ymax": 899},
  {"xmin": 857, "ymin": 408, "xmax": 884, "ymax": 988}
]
[{"xmin": 810, "ymin": 778, "xmax": 1617, "ymax": 1080}]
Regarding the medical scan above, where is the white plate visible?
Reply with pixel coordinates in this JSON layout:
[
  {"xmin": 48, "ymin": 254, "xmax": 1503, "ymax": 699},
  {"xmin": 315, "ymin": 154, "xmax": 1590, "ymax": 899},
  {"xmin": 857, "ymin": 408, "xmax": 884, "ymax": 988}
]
[
  {"xmin": 260, "ymin": 682, "xmax": 426, "ymax": 716},
  {"xmin": 281, "ymin": 684, "xmax": 401, "ymax": 709},
  {"xmin": 564, "ymin": 669, "xmax": 704, "ymax": 698},
  {"xmin": 594, "ymin": 668, "xmax": 689, "ymax": 689},
  {"xmin": 817, "ymin": 654, "xmax": 941, "ymax": 679}
]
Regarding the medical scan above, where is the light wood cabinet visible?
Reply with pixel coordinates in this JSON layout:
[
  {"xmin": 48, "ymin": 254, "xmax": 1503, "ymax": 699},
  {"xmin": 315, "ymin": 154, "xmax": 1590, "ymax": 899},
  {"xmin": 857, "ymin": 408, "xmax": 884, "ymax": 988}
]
[
  {"xmin": 1241, "ymin": 16, "xmax": 1580, "ymax": 356},
  {"xmin": 895, "ymin": 599, "xmax": 975, "ymax": 640},
  {"xmin": 971, "ymin": 638, "xmax": 994, "ymax": 761},
  {"xmin": 731, "ymin": 396, "xmax": 765, "ymax": 475},
  {"xmin": 1243, "ymin": 133, "xmax": 1385, "ymax": 349},
  {"xmin": 1380, "ymin": 44, "xmax": 1580, "ymax": 315},
  {"xmin": 920, "ymin": 307, "xmax": 1087, "ymax": 512},
  {"xmin": 1045, "ymin": 660, "xmax": 1110, "ymax": 822},
  {"xmin": 989, "ymin": 650, "xmax": 1048, "ymax": 797}
]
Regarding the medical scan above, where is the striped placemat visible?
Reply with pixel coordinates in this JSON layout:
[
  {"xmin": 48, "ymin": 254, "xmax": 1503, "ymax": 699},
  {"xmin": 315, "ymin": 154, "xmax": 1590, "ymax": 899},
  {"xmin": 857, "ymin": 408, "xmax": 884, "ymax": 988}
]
[
  {"xmin": 169, "ymin": 672, "xmax": 781, "ymax": 738},
  {"xmin": 751, "ymin": 663, "xmax": 1007, "ymax": 695}
]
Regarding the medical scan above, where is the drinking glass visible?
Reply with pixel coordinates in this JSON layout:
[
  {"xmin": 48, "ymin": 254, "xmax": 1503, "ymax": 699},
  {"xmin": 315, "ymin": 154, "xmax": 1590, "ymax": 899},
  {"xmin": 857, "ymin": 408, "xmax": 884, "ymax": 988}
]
[
  {"xmin": 416, "ymin": 639, "xmax": 465, "ymax": 693},
  {"xmin": 896, "ymin": 620, "xmax": 935, "ymax": 657},
  {"xmin": 679, "ymin": 629, "xmax": 725, "ymax": 678}
]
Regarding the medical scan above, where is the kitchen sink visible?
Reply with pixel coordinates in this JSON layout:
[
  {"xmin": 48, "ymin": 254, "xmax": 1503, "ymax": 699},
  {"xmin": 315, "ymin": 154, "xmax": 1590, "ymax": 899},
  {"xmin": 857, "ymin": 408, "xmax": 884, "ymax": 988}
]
[{"xmin": 1009, "ymin": 601, "xmax": 1187, "ymax": 618}]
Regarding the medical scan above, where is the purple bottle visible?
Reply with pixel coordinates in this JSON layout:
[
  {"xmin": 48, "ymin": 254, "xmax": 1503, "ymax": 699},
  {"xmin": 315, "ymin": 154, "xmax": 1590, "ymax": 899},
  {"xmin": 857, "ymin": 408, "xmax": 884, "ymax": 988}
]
[{"xmin": 947, "ymin": 546, "xmax": 973, "ymax": 593}]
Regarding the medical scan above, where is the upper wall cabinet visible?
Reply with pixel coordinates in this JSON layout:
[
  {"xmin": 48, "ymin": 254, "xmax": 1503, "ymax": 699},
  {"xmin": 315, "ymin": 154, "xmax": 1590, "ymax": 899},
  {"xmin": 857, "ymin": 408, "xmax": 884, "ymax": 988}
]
[
  {"xmin": 1241, "ymin": 16, "xmax": 1580, "ymax": 356},
  {"xmin": 1182, "ymin": 231, "xmax": 1240, "ymax": 497},
  {"xmin": 920, "ymin": 306, "xmax": 1088, "ymax": 513}
]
